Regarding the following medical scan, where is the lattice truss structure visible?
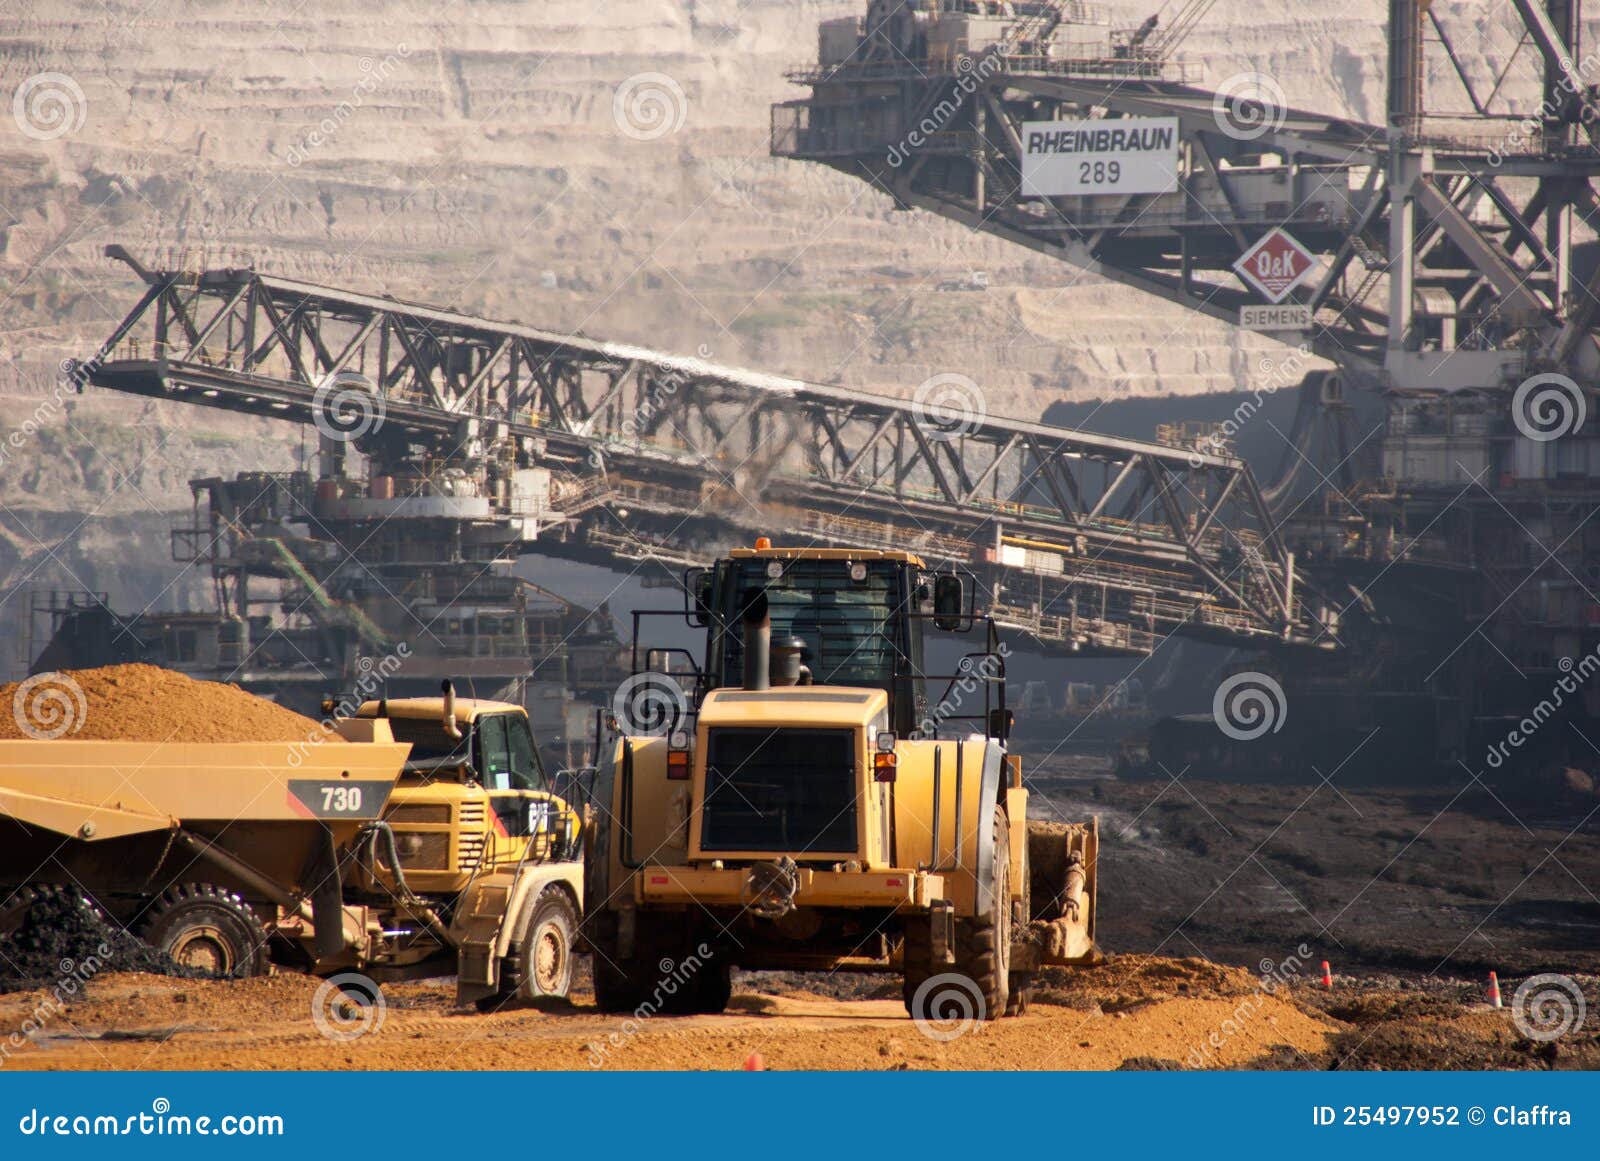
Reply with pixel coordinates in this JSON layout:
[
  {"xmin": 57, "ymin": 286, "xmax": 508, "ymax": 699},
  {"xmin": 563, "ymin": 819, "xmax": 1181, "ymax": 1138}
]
[{"xmin": 80, "ymin": 247, "xmax": 1327, "ymax": 657}]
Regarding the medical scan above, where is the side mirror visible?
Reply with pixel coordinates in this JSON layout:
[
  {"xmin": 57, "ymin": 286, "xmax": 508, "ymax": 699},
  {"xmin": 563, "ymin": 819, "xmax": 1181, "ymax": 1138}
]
[
  {"xmin": 685, "ymin": 567, "xmax": 711, "ymax": 627},
  {"xmin": 987, "ymin": 707, "xmax": 1013, "ymax": 741},
  {"xmin": 933, "ymin": 574, "xmax": 965, "ymax": 631}
]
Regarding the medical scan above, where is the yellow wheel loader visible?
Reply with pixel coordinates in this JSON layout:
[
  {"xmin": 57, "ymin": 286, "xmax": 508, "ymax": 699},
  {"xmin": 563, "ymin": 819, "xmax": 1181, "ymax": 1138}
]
[
  {"xmin": 0, "ymin": 683, "xmax": 582, "ymax": 1009},
  {"xmin": 585, "ymin": 544, "xmax": 1098, "ymax": 1022}
]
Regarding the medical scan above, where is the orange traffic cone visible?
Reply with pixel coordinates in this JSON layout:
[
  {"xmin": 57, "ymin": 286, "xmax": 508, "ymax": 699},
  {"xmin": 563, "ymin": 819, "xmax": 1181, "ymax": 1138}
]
[
  {"xmin": 1320, "ymin": 960, "xmax": 1333, "ymax": 989},
  {"xmin": 742, "ymin": 1052, "xmax": 766, "ymax": 1071},
  {"xmin": 1488, "ymin": 971, "xmax": 1503, "ymax": 1009}
]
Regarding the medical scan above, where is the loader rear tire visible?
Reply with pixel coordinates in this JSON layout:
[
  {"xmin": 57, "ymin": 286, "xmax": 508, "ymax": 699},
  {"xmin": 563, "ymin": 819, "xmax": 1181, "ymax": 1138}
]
[{"xmin": 140, "ymin": 884, "xmax": 270, "ymax": 978}]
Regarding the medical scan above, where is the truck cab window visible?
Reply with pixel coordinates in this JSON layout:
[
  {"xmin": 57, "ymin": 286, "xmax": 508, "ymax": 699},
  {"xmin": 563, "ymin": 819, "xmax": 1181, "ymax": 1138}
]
[
  {"xmin": 506, "ymin": 714, "xmax": 546, "ymax": 792},
  {"xmin": 476, "ymin": 714, "xmax": 513, "ymax": 790}
]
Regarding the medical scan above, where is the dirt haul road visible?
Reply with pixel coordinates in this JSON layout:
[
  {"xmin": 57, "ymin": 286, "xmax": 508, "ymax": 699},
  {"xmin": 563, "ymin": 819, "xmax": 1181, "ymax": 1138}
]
[{"xmin": 1, "ymin": 958, "xmax": 1594, "ymax": 1072}]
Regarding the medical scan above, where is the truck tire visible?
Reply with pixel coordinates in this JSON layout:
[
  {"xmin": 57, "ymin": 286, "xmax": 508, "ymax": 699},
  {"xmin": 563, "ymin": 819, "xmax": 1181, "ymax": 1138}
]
[
  {"xmin": 478, "ymin": 886, "xmax": 578, "ymax": 1011},
  {"xmin": 140, "ymin": 884, "xmax": 271, "ymax": 978}
]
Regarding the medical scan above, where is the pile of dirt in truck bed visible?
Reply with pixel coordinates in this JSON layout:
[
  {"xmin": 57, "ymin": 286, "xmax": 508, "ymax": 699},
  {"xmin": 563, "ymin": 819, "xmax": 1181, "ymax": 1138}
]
[
  {"xmin": 0, "ymin": 890, "xmax": 205, "ymax": 995},
  {"xmin": 0, "ymin": 664, "xmax": 339, "ymax": 744}
]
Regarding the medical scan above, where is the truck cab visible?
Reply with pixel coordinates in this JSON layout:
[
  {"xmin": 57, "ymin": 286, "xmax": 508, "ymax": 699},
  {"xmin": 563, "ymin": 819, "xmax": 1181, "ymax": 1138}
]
[{"xmin": 354, "ymin": 688, "xmax": 578, "ymax": 887}]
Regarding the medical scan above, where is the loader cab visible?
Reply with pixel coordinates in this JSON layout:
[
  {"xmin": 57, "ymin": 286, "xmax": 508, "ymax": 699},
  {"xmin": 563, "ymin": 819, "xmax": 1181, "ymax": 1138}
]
[{"xmin": 698, "ymin": 549, "xmax": 930, "ymax": 736}]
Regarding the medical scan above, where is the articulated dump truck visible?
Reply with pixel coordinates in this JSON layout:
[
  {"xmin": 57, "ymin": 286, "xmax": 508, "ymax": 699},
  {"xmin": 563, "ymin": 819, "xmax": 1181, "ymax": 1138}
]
[
  {"xmin": 0, "ymin": 685, "xmax": 582, "ymax": 1008},
  {"xmin": 587, "ymin": 544, "xmax": 1099, "ymax": 1020}
]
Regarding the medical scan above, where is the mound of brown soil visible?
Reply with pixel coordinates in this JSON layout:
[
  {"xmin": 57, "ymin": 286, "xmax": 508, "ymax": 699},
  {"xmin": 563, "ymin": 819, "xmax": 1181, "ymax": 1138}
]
[
  {"xmin": 1034, "ymin": 954, "xmax": 1268, "ymax": 1011},
  {"xmin": 0, "ymin": 664, "xmax": 339, "ymax": 744}
]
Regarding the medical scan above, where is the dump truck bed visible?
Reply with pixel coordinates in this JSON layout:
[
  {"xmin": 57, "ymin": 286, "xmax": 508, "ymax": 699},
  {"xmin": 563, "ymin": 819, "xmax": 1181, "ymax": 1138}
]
[{"xmin": 0, "ymin": 740, "xmax": 411, "ymax": 841}]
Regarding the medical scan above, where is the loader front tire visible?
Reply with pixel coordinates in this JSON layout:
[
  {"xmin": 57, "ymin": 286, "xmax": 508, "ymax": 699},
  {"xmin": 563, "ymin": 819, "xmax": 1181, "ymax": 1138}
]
[
  {"xmin": 904, "ymin": 809, "xmax": 1011, "ymax": 1024},
  {"xmin": 1005, "ymin": 973, "xmax": 1035, "ymax": 1016},
  {"xmin": 952, "ymin": 808, "xmax": 1011, "ymax": 1020},
  {"xmin": 140, "ymin": 884, "xmax": 271, "ymax": 977}
]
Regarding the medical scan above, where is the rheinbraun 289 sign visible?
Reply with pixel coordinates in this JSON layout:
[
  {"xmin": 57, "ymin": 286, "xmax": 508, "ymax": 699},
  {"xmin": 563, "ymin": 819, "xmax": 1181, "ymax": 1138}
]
[{"xmin": 1020, "ymin": 117, "xmax": 1181, "ymax": 198}]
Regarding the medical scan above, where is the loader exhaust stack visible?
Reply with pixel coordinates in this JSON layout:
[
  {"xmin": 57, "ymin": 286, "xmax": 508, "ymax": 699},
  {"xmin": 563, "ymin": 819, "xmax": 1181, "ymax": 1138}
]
[{"xmin": 741, "ymin": 592, "xmax": 770, "ymax": 691}]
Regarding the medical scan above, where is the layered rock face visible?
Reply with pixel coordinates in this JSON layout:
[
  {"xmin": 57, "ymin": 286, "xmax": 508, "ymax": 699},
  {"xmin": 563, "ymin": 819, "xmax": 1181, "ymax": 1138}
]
[{"xmin": 0, "ymin": 1, "xmax": 1577, "ymax": 667}]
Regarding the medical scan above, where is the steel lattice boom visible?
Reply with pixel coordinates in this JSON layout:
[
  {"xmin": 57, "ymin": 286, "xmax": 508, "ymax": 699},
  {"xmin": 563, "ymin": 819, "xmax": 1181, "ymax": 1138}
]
[{"xmin": 76, "ymin": 246, "xmax": 1330, "ymax": 656}]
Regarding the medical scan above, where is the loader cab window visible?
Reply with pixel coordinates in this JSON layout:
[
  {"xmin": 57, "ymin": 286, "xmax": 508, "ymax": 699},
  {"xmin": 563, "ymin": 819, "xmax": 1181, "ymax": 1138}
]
[
  {"xmin": 474, "ymin": 713, "xmax": 545, "ymax": 792},
  {"xmin": 721, "ymin": 558, "xmax": 905, "ymax": 686}
]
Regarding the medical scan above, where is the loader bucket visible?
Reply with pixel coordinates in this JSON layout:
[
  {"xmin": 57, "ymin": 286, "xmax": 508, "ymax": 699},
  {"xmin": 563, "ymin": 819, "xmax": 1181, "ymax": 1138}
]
[{"xmin": 1023, "ymin": 817, "xmax": 1099, "ymax": 966}]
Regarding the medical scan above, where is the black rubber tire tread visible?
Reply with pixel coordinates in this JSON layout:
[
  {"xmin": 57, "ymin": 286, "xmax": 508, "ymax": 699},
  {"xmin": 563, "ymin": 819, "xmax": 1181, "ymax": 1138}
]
[
  {"xmin": 1005, "ymin": 817, "xmax": 1034, "ymax": 1017},
  {"xmin": 139, "ymin": 883, "xmax": 271, "ymax": 978},
  {"xmin": 662, "ymin": 959, "xmax": 732, "ymax": 1016},
  {"xmin": 900, "ymin": 914, "xmax": 937, "ymax": 1018},
  {"xmin": 478, "ymin": 886, "xmax": 579, "ymax": 1011},
  {"xmin": 588, "ymin": 912, "xmax": 653, "ymax": 1014},
  {"xmin": 952, "ymin": 808, "xmax": 1011, "ymax": 1021},
  {"xmin": 1005, "ymin": 973, "xmax": 1035, "ymax": 1016}
]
